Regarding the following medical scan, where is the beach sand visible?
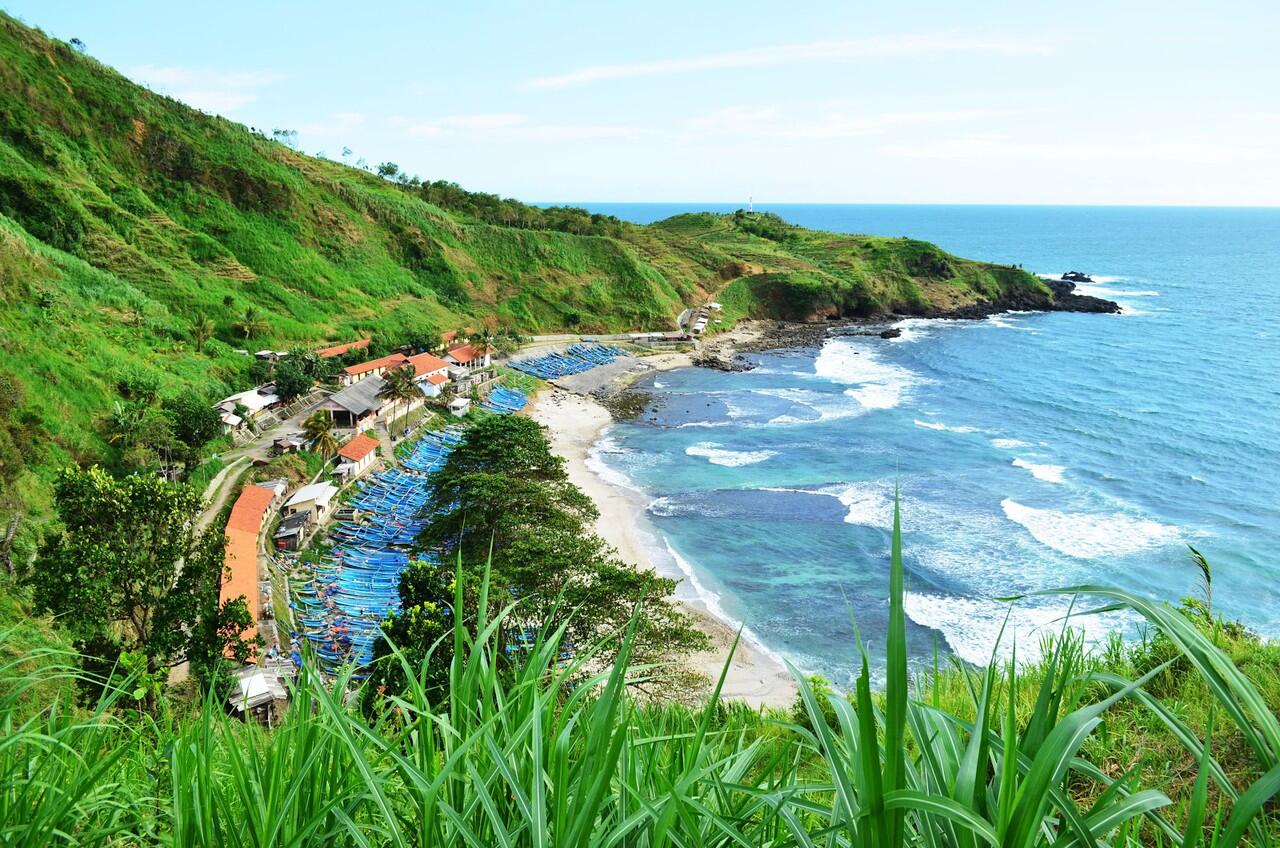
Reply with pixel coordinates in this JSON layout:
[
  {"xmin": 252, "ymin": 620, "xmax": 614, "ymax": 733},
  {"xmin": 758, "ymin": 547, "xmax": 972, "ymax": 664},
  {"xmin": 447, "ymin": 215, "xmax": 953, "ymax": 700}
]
[{"xmin": 529, "ymin": 349, "xmax": 797, "ymax": 709}]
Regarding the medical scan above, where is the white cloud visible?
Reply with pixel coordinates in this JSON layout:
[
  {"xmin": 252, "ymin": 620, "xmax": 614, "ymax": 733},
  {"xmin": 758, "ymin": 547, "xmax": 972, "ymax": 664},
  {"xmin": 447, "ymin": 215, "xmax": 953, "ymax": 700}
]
[
  {"xmin": 881, "ymin": 136, "xmax": 1280, "ymax": 164},
  {"xmin": 128, "ymin": 64, "xmax": 285, "ymax": 115},
  {"xmin": 527, "ymin": 35, "xmax": 1053, "ymax": 89}
]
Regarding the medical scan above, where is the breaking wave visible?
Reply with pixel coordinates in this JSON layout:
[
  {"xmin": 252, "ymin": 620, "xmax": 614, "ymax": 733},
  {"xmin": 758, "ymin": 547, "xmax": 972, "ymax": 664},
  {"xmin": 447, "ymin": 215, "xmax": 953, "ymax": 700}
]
[
  {"xmin": 686, "ymin": 442, "xmax": 778, "ymax": 467},
  {"xmin": 1012, "ymin": 458, "xmax": 1066, "ymax": 483},
  {"xmin": 1001, "ymin": 499, "xmax": 1182, "ymax": 559},
  {"xmin": 904, "ymin": 591, "xmax": 1135, "ymax": 666}
]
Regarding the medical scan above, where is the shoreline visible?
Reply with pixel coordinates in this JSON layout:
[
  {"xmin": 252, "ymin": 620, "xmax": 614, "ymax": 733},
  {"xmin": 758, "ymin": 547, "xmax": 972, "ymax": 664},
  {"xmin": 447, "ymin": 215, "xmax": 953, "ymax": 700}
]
[{"xmin": 529, "ymin": 345, "xmax": 797, "ymax": 709}]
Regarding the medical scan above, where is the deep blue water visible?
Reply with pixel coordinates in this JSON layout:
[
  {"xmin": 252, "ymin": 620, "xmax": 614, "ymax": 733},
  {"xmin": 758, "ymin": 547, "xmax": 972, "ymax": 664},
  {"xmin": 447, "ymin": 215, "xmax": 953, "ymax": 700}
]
[{"xmin": 573, "ymin": 204, "xmax": 1280, "ymax": 685}]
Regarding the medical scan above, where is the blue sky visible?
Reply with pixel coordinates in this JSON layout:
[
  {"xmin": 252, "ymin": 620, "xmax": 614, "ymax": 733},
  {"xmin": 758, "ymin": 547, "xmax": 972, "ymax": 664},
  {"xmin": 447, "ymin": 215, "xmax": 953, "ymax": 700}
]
[{"xmin": 9, "ymin": 0, "xmax": 1279, "ymax": 205}]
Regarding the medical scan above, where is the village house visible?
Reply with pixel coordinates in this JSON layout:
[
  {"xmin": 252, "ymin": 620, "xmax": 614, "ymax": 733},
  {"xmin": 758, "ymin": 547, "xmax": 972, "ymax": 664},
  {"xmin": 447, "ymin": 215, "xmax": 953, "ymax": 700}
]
[
  {"xmin": 407, "ymin": 351, "xmax": 451, "ymax": 397},
  {"xmin": 272, "ymin": 511, "xmax": 309, "ymax": 551},
  {"xmin": 444, "ymin": 343, "xmax": 490, "ymax": 370},
  {"xmin": 448, "ymin": 397, "xmax": 471, "ymax": 417},
  {"xmin": 284, "ymin": 481, "xmax": 338, "ymax": 522},
  {"xmin": 214, "ymin": 385, "xmax": 281, "ymax": 433},
  {"xmin": 317, "ymin": 376, "xmax": 389, "ymax": 429},
  {"xmin": 334, "ymin": 432, "xmax": 379, "ymax": 480},
  {"xmin": 338, "ymin": 353, "xmax": 410, "ymax": 387},
  {"xmin": 421, "ymin": 372, "xmax": 449, "ymax": 398},
  {"xmin": 272, "ymin": 434, "xmax": 307, "ymax": 455},
  {"xmin": 220, "ymin": 484, "xmax": 277, "ymax": 655}
]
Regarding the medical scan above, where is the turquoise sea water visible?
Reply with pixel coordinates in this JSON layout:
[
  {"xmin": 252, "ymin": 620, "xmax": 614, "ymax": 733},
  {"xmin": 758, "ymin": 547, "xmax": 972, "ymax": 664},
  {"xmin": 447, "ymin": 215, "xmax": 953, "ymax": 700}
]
[{"xmin": 575, "ymin": 204, "xmax": 1280, "ymax": 685}]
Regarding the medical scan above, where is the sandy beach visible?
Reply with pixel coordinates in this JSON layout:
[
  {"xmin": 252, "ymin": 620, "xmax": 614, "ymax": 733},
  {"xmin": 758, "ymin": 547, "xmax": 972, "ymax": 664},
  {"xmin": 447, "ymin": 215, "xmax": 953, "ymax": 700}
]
[{"xmin": 529, "ymin": 347, "xmax": 797, "ymax": 709}]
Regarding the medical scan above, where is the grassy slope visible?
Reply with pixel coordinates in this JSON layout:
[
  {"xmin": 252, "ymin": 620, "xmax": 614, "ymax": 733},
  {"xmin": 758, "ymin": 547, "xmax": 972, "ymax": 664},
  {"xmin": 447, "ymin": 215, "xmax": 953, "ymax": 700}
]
[{"xmin": 0, "ymin": 13, "xmax": 1052, "ymax": 519}]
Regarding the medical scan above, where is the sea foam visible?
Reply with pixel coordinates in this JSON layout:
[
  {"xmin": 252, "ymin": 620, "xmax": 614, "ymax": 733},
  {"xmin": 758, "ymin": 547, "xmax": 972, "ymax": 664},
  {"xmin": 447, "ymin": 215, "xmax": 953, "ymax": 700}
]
[
  {"xmin": 915, "ymin": 419, "xmax": 980, "ymax": 433},
  {"xmin": 1001, "ymin": 499, "xmax": 1181, "ymax": 559},
  {"xmin": 585, "ymin": 434, "xmax": 647, "ymax": 494},
  {"xmin": 810, "ymin": 338, "xmax": 922, "ymax": 412},
  {"xmin": 1012, "ymin": 458, "xmax": 1066, "ymax": 483},
  {"xmin": 904, "ymin": 591, "xmax": 1134, "ymax": 666},
  {"xmin": 755, "ymin": 387, "xmax": 864, "ymax": 425},
  {"xmin": 686, "ymin": 442, "xmax": 777, "ymax": 467}
]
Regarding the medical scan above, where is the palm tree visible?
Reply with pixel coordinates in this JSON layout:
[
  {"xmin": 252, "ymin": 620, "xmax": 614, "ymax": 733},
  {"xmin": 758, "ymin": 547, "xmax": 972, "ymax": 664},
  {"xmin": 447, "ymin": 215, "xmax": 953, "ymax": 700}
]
[
  {"xmin": 377, "ymin": 365, "xmax": 420, "ymax": 436},
  {"xmin": 235, "ymin": 307, "xmax": 268, "ymax": 340},
  {"xmin": 302, "ymin": 411, "xmax": 338, "ymax": 459},
  {"xmin": 191, "ymin": 317, "xmax": 215, "ymax": 352}
]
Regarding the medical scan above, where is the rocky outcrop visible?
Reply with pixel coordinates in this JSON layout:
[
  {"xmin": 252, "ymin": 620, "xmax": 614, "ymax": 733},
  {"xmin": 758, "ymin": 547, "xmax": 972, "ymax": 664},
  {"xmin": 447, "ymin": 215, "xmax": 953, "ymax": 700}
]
[
  {"xmin": 1041, "ymin": 278, "xmax": 1121, "ymax": 313},
  {"xmin": 916, "ymin": 279, "xmax": 1119, "ymax": 319},
  {"xmin": 693, "ymin": 351, "xmax": 755, "ymax": 372}
]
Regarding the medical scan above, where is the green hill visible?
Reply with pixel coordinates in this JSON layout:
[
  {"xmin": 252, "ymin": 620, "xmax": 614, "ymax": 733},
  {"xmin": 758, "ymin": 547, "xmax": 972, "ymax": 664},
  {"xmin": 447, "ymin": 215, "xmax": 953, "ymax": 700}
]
[{"xmin": 0, "ymin": 12, "xmax": 1070, "ymax": 530}]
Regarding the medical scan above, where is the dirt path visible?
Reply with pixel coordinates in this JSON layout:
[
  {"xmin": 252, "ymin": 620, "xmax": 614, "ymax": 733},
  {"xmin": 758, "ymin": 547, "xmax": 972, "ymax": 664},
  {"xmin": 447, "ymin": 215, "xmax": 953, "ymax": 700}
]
[{"xmin": 195, "ymin": 455, "xmax": 251, "ymax": 535}]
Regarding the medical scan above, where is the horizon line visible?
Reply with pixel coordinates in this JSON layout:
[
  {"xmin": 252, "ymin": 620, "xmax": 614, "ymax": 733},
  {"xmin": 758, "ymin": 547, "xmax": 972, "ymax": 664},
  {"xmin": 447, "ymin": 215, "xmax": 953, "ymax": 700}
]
[{"xmin": 528, "ymin": 200, "xmax": 1280, "ymax": 210}]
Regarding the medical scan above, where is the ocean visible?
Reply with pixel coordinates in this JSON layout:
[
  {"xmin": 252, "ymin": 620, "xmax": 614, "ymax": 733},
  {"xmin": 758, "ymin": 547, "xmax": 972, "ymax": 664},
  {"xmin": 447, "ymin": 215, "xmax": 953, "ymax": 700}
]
[{"xmin": 573, "ymin": 204, "xmax": 1280, "ymax": 686}]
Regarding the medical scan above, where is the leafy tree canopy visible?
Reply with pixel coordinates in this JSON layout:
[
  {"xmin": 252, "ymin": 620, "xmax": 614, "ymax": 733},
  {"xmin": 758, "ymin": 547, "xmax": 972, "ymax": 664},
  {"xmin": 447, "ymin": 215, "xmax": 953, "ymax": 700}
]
[{"xmin": 31, "ymin": 467, "xmax": 255, "ymax": 708}]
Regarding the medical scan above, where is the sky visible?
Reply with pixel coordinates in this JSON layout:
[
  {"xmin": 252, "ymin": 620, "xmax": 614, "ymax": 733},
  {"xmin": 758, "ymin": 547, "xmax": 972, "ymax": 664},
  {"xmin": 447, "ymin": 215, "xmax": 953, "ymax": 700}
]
[{"xmin": 8, "ymin": 0, "xmax": 1280, "ymax": 205}]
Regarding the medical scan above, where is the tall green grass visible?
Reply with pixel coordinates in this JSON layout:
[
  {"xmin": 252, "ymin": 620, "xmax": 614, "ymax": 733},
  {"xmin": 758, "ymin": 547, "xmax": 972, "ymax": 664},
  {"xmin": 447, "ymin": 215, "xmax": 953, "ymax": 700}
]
[{"xmin": 1, "ymin": 502, "xmax": 1276, "ymax": 846}]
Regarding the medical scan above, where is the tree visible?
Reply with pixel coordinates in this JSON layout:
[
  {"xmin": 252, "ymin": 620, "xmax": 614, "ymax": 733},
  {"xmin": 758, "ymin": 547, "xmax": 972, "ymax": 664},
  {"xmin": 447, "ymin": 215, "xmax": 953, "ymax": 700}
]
[
  {"xmin": 377, "ymin": 365, "xmax": 420, "ymax": 433},
  {"xmin": 31, "ymin": 468, "xmax": 256, "ymax": 709},
  {"xmin": 303, "ymin": 411, "xmax": 339, "ymax": 459},
  {"xmin": 273, "ymin": 360, "xmax": 313, "ymax": 402},
  {"xmin": 362, "ymin": 558, "xmax": 455, "ymax": 709},
  {"xmin": 286, "ymin": 347, "xmax": 329, "ymax": 381},
  {"xmin": 163, "ymin": 392, "xmax": 222, "ymax": 451},
  {"xmin": 271, "ymin": 128, "xmax": 298, "ymax": 149},
  {"xmin": 492, "ymin": 326, "xmax": 522, "ymax": 356},
  {"xmin": 474, "ymin": 326, "xmax": 496, "ymax": 358},
  {"xmin": 376, "ymin": 161, "xmax": 401, "ymax": 180},
  {"xmin": 191, "ymin": 317, "xmax": 215, "ymax": 353},
  {"xmin": 234, "ymin": 307, "xmax": 268, "ymax": 339},
  {"xmin": 380, "ymin": 415, "xmax": 706, "ymax": 702}
]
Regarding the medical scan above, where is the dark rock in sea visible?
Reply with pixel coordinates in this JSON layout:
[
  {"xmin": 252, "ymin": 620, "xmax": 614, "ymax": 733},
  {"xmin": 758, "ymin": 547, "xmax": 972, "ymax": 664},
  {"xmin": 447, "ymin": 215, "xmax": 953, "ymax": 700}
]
[
  {"xmin": 693, "ymin": 352, "xmax": 756, "ymax": 372},
  {"xmin": 1042, "ymin": 279, "xmax": 1121, "ymax": 314},
  {"xmin": 601, "ymin": 388, "xmax": 656, "ymax": 420},
  {"xmin": 879, "ymin": 328, "xmax": 902, "ymax": 339},
  {"xmin": 1061, "ymin": 271, "xmax": 1094, "ymax": 283}
]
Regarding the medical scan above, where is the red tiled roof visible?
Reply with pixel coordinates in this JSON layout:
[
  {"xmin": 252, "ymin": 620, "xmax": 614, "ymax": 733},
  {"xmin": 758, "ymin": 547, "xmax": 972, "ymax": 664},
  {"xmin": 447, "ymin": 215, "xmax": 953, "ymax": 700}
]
[
  {"xmin": 407, "ymin": 351, "xmax": 450, "ymax": 378},
  {"xmin": 221, "ymin": 485, "xmax": 276, "ymax": 653},
  {"xmin": 426, "ymin": 373, "xmax": 449, "ymax": 386},
  {"xmin": 447, "ymin": 344, "xmax": 481, "ymax": 363},
  {"xmin": 316, "ymin": 339, "xmax": 370, "ymax": 358},
  {"xmin": 343, "ymin": 353, "xmax": 409, "ymax": 377},
  {"xmin": 337, "ymin": 432, "xmax": 379, "ymax": 462}
]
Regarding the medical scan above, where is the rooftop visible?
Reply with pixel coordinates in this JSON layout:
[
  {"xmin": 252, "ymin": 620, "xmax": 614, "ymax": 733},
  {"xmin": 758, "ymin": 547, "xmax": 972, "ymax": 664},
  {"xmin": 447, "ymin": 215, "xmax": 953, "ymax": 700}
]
[
  {"xmin": 286, "ymin": 481, "xmax": 338, "ymax": 507},
  {"xmin": 446, "ymin": 344, "xmax": 483, "ymax": 364},
  {"xmin": 316, "ymin": 339, "xmax": 370, "ymax": 358},
  {"xmin": 221, "ymin": 484, "xmax": 275, "ymax": 651},
  {"xmin": 324, "ymin": 375, "xmax": 386, "ymax": 417},
  {"xmin": 337, "ymin": 432, "xmax": 379, "ymax": 462},
  {"xmin": 407, "ymin": 351, "xmax": 450, "ymax": 377},
  {"xmin": 343, "ymin": 353, "xmax": 409, "ymax": 377}
]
